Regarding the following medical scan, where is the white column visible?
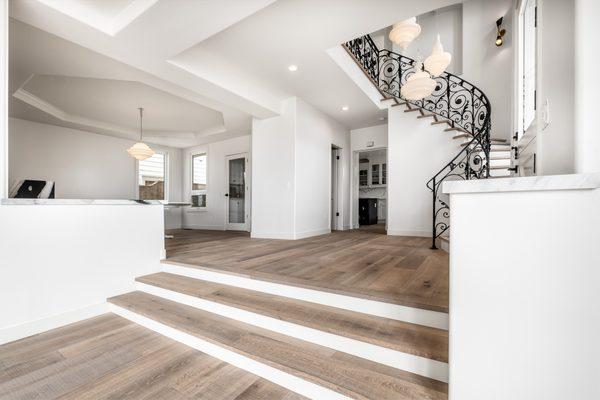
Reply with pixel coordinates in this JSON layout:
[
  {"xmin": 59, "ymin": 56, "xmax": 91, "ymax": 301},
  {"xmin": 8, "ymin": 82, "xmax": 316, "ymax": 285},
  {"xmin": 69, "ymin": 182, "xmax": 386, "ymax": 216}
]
[
  {"xmin": 574, "ymin": 0, "xmax": 600, "ymax": 172},
  {"xmin": 0, "ymin": 0, "xmax": 8, "ymax": 199}
]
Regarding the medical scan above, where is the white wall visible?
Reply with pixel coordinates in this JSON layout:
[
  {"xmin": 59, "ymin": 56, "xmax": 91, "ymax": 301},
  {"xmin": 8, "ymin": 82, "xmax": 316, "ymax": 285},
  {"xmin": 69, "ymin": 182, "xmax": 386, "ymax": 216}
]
[
  {"xmin": 8, "ymin": 118, "xmax": 184, "ymax": 228},
  {"xmin": 0, "ymin": 203, "xmax": 164, "ymax": 344},
  {"xmin": 462, "ymin": 0, "xmax": 514, "ymax": 141},
  {"xmin": 251, "ymin": 98, "xmax": 296, "ymax": 239},
  {"xmin": 574, "ymin": 0, "xmax": 600, "ymax": 173},
  {"xmin": 295, "ymin": 98, "xmax": 350, "ymax": 236},
  {"xmin": 447, "ymin": 177, "xmax": 600, "ymax": 400},
  {"xmin": 387, "ymin": 106, "xmax": 457, "ymax": 237},
  {"xmin": 252, "ymin": 97, "xmax": 351, "ymax": 239},
  {"xmin": 182, "ymin": 135, "xmax": 251, "ymax": 230},
  {"xmin": 351, "ymin": 124, "xmax": 388, "ymax": 152}
]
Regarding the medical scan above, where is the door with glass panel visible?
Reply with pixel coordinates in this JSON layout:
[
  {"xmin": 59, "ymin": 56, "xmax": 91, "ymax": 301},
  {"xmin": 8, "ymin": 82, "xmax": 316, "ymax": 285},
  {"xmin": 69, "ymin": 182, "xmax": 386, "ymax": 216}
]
[{"xmin": 225, "ymin": 154, "xmax": 248, "ymax": 231}]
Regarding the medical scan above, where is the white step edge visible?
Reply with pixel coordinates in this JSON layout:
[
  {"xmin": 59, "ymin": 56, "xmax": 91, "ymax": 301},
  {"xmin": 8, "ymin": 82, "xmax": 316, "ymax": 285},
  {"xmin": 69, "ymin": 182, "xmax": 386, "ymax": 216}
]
[
  {"xmin": 162, "ymin": 262, "xmax": 449, "ymax": 330},
  {"xmin": 109, "ymin": 303, "xmax": 350, "ymax": 400},
  {"xmin": 136, "ymin": 281, "xmax": 449, "ymax": 383}
]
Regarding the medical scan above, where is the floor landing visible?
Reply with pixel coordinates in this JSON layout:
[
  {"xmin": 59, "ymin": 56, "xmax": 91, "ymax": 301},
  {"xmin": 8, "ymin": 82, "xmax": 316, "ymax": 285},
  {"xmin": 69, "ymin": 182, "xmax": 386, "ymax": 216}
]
[{"xmin": 165, "ymin": 228, "xmax": 449, "ymax": 313}]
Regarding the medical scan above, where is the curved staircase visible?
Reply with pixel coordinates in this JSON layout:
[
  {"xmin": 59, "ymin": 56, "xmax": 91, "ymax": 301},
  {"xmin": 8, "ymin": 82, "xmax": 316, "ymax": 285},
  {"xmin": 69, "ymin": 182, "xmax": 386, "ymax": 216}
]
[{"xmin": 343, "ymin": 34, "xmax": 512, "ymax": 249}]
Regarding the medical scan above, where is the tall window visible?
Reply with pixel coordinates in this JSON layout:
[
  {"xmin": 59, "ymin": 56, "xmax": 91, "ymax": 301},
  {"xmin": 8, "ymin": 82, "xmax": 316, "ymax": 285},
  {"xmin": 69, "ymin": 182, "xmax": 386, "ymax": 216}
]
[
  {"xmin": 138, "ymin": 153, "xmax": 167, "ymax": 201},
  {"xmin": 191, "ymin": 153, "xmax": 207, "ymax": 207}
]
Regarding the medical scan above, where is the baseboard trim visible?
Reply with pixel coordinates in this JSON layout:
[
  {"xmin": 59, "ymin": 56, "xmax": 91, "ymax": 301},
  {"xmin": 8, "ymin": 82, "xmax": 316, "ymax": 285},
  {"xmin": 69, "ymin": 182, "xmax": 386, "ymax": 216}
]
[
  {"xmin": 109, "ymin": 303, "xmax": 350, "ymax": 400},
  {"xmin": 162, "ymin": 262, "xmax": 448, "ymax": 330},
  {"xmin": 386, "ymin": 229, "xmax": 431, "ymax": 237},
  {"xmin": 251, "ymin": 228, "xmax": 332, "ymax": 240},
  {"xmin": 251, "ymin": 231, "xmax": 295, "ymax": 240},
  {"xmin": 182, "ymin": 224, "xmax": 225, "ymax": 230},
  {"xmin": 0, "ymin": 302, "xmax": 108, "ymax": 345},
  {"xmin": 293, "ymin": 228, "xmax": 331, "ymax": 239},
  {"xmin": 136, "ymin": 281, "xmax": 448, "ymax": 382}
]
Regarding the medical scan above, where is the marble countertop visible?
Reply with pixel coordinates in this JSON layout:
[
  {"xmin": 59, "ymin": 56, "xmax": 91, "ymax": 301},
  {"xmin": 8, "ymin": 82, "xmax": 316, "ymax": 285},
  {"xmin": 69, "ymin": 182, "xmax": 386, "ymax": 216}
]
[
  {"xmin": 1, "ymin": 198, "xmax": 164, "ymax": 205},
  {"xmin": 443, "ymin": 173, "xmax": 600, "ymax": 194}
]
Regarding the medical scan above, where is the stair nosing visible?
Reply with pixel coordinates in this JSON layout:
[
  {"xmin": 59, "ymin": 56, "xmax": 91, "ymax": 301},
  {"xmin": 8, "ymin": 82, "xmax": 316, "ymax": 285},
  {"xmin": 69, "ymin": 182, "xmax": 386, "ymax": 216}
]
[
  {"xmin": 135, "ymin": 272, "xmax": 449, "ymax": 363},
  {"xmin": 109, "ymin": 291, "xmax": 448, "ymax": 400},
  {"xmin": 161, "ymin": 259, "xmax": 449, "ymax": 314}
]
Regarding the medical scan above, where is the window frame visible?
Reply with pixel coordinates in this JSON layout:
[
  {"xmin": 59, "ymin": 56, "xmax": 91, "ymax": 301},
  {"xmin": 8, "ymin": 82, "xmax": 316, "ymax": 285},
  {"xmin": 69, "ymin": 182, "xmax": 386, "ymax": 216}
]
[
  {"xmin": 136, "ymin": 151, "xmax": 169, "ymax": 203},
  {"xmin": 190, "ymin": 152, "xmax": 208, "ymax": 209}
]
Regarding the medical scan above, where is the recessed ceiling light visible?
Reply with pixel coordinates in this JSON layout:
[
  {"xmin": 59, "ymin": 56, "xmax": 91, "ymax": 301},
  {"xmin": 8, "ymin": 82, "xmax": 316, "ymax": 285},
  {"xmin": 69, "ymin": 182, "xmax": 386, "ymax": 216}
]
[
  {"xmin": 288, "ymin": 65, "xmax": 298, "ymax": 72},
  {"xmin": 341, "ymin": 106, "xmax": 349, "ymax": 111}
]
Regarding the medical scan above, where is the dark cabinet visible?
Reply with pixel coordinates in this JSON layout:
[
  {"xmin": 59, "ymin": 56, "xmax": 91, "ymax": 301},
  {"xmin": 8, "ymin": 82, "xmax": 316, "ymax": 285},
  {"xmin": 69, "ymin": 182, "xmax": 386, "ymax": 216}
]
[{"xmin": 359, "ymin": 198, "xmax": 378, "ymax": 225}]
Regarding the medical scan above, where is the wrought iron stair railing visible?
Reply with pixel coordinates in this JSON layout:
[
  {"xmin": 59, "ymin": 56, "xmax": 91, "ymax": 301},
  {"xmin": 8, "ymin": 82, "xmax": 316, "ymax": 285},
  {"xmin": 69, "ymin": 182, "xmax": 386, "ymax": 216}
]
[{"xmin": 343, "ymin": 34, "xmax": 492, "ymax": 249}]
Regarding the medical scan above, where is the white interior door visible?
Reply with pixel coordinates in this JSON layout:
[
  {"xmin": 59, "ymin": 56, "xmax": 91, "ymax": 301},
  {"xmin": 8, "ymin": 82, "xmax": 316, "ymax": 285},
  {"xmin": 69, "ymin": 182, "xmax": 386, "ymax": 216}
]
[
  {"xmin": 522, "ymin": 0, "xmax": 537, "ymax": 133},
  {"xmin": 516, "ymin": 0, "xmax": 538, "ymax": 176},
  {"xmin": 225, "ymin": 154, "xmax": 249, "ymax": 231}
]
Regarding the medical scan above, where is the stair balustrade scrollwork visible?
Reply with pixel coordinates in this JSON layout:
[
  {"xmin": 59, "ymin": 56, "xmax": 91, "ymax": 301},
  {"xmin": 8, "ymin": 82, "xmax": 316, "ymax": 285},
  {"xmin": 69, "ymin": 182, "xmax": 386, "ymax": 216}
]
[{"xmin": 344, "ymin": 34, "xmax": 492, "ymax": 249}]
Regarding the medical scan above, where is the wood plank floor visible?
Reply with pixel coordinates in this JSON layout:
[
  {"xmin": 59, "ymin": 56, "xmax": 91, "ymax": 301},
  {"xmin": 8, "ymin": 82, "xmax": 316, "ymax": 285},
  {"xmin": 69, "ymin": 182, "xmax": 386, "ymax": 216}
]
[
  {"xmin": 165, "ymin": 229, "xmax": 449, "ymax": 313},
  {"xmin": 137, "ymin": 272, "xmax": 448, "ymax": 362},
  {"xmin": 0, "ymin": 314, "xmax": 306, "ymax": 400},
  {"xmin": 109, "ymin": 292, "xmax": 448, "ymax": 400}
]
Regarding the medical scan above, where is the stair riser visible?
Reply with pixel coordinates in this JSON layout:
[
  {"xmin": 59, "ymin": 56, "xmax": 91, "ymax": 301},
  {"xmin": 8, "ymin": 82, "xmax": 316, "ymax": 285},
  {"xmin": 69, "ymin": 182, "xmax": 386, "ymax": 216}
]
[
  {"xmin": 162, "ymin": 262, "xmax": 449, "ymax": 330},
  {"xmin": 490, "ymin": 169, "xmax": 511, "ymax": 177},
  {"xmin": 136, "ymin": 281, "xmax": 449, "ymax": 382},
  {"xmin": 109, "ymin": 303, "xmax": 348, "ymax": 400},
  {"xmin": 489, "ymin": 159, "xmax": 510, "ymax": 167}
]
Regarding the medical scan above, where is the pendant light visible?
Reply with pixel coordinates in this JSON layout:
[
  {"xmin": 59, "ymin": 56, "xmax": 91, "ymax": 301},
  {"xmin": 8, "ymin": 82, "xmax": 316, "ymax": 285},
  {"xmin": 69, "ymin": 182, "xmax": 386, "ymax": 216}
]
[
  {"xmin": 401, "ymin": 61, "xmax": 437, "ymax": 100},
  {"xmin": 127, "ymin": 107, "xmax": 154, "ymax": 161},
  {"xmin": 424, "ymin": 34, "xmax": 452, "ymax": 77},
  {"xmin": 389, "ymin": 17, "xmax": 421, "ymax": 50}
]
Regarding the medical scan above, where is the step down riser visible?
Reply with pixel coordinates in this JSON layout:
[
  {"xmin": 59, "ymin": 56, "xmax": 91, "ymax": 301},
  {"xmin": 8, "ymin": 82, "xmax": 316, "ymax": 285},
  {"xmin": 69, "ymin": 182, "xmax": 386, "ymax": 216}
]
[
  {"xmin": 136, "ymin": 281, "xmax": 449, "ymax": 382},
  {"xmin": 162, "ymin": 262, "xmax": 449, "ymax": 330},
  {"xmin": 109, "ymin": 303, "xmax": 348, "ymax": 400}
]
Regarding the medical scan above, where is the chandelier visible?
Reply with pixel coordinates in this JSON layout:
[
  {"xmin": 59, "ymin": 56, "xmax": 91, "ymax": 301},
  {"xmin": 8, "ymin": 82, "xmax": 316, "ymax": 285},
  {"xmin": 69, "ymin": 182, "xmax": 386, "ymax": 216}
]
[
  {"xmin": 127, "ymin": 107, "xmax": 154, "ymax": 161},
  {"xmin": 389, "ymin": 17, "xmax": 421, "ymax": 50},
  {"xmin": 400, "ymin": 61, "xmax": 437, "ymax": 101},
  {"xmin": 424, "ymin": 34, "xmax": 452, "ymax": 77}
]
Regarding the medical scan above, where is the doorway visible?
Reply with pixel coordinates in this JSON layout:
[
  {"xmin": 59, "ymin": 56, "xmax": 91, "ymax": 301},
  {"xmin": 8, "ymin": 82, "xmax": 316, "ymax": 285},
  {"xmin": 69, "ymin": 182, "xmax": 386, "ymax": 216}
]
[
  {"xmin": 514, "ymin": 0, "xmax": 538, "ymax": 176},
  {"xmin": 354, "ymin": 148, "xmax": 387, "ymax": 233},
  {"xmin": 331, "ymin": 145, "xmax": 341, "ymax": 230},
  {"xmin": 225, "ymin": 153, "xmax": 249, "ymax": 231}
]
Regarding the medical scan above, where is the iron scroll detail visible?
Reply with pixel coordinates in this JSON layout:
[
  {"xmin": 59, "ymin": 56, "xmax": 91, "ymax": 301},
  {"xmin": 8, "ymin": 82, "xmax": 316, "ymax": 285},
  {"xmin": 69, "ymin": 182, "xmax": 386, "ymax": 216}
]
[{"xmin": 344, "ymin": 35, "xmax": 492, "ymax": 249}]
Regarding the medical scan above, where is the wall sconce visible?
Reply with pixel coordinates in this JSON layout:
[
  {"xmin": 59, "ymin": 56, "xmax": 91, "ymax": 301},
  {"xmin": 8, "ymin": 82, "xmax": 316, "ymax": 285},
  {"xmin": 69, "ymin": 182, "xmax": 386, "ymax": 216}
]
[{"xmin": 495, "ymin": 17, "xmax": 506, "ymax": 46}]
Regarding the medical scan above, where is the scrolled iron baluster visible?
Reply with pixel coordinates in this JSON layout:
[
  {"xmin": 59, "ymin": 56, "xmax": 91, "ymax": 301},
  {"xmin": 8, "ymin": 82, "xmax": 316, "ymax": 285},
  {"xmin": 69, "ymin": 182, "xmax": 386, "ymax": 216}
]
[{"xmin": 343, "ymin": 35, "xmax": 492, "ymax": 248}]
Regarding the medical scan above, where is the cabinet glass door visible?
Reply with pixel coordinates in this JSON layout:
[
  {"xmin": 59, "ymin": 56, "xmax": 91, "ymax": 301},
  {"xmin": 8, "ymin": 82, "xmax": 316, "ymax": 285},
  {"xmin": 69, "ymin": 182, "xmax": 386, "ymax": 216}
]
[{"xmin": 371, "ymin": 164, "xmax": 380, "ymax": 185}]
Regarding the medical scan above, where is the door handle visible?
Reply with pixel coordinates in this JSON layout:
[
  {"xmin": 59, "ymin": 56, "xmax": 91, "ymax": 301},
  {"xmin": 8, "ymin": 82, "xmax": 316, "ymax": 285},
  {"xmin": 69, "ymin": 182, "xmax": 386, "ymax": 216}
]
[{"xmin": 225, "ymin": 194, "xmax": 229, "ymax": 197}]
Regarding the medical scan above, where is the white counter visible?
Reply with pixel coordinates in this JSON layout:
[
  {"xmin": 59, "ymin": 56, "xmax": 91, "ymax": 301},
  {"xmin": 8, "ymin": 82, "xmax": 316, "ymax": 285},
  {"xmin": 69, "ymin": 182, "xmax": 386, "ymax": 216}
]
[
  {"xmin": 1, "ymin": 198, "xmax": 163, "ymax": 205},
  {"xmin": 443, "ymin": 173, "xmax": 600, "ymax": 194}
]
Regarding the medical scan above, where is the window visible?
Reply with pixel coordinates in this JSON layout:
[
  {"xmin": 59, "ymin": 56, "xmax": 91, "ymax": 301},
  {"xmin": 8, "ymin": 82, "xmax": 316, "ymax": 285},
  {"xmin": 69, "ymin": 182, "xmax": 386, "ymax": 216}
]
[
  {"xmin": 191, "ymin": 153, "xmax": 207, "ymax": 207},
  {"xmin": 138, "ymin": 152, "xmax": 167, "ymax": 201}
]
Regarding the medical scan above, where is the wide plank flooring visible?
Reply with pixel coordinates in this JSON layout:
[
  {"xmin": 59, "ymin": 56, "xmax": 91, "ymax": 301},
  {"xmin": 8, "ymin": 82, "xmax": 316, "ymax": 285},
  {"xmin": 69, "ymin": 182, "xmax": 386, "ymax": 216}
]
[
  {"xmin": 109, "ymin": 291, "xmax": 448, "ymax": 400},
  {"xmin": 137, "ymin": 272, "xmax": 448, "ymax": 362},
  {"xmin": 165, "ymin": 229, "xmax": 449, "ymax": 312},
  {"xmin": 0, "ymin": 314, "xmax": 305, "ymax": 400}
]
